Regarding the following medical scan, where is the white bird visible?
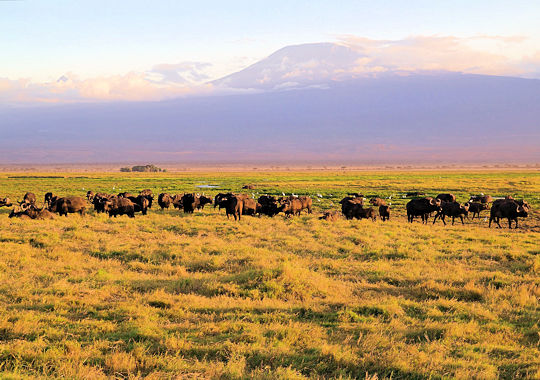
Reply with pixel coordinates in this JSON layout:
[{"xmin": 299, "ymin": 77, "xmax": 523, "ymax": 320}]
[
  {"xmin": 317, "ymin": 198, "xmax": 321, "ymax": 202},
  {"xmin": 317, "ymin": 193, "xmax": 323, "ymax": 198},
  {"xmin": 282, "ymin": 192, "xmax": 286, "ymax": 196}
]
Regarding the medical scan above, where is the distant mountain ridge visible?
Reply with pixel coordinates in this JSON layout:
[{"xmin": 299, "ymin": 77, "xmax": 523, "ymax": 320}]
[
  {"xmin": 212, "ymin": 42, "xmax": 364, "ymax": 90},
  {"xmin": 1, "ymin": 43, "xmax": 539, "ymax": 164}
]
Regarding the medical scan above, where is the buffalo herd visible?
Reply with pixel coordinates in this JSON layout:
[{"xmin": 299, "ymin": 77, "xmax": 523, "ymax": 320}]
[{"xmin": 0, "ymin": 188, "xmax": 532, "ymax": 229}]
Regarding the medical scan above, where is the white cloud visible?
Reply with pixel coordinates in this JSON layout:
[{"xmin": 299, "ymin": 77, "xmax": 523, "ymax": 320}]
[{"xmin": 339, "ymin": 35, "xmax": 538, "ymax": 78}]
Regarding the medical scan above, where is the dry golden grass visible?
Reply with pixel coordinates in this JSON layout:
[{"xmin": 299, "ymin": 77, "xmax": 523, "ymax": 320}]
[{"xmin": 0, "ymin": 170, "xmax": 538, "ymax": 379}]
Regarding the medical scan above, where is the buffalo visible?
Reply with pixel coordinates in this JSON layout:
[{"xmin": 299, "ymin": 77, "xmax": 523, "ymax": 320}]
[
  {"xmin": 49, "ymin": 196, "xmax": 86, "ymax": 217},
  {"xmin": 127, "ymin": 195, "xmax": 150, "ymax": 215},
  {"xmin": 489, "ymin": 199, "xmax": 529, "ymax": 229},
  {"xmin": 158, "ymin": 193, "xmax": 173, "ymax": 210},
  {"xmin": 104, "ymin": 197, "xmax": 135, "ymax": 218},
  {"xmin": 196, "ymin": 195, "xmax": 213, "ymax": 210},
  {"xmin": 257, "ymin": 195, "xmax": 281, "ymax": 217},
  {"xmin": 242, "ymin": 198, "xmax": 258, "ymax": 215},
  {"xmin": 466, "ymin": 202, "xmax": 489, "ymax": 219},
  {"xmin": 86, "ymin": 191, "xmax": 95, "ymax": 202},
  {"xmin": 347, "ymin": 203, "xmax": 377, "ymax": 221},
  {"xmin": 406, "ymin": 197, "xmax": 441, "ymax": 223},
  {"xmin": 181, "ymin": 193, "xmax": 200, "ymax": 213},
  {"xmin": 44, "ymin": 192, "xmax": 57, "ymax": 207},
  {"xmin": 172, "ymin": 194, "xmax": 183, "ymax": 209},
  {"xmin": 433, "ymin": 201, "xmax": 469, "ymax": 225},
  {"xmin": 379, "ymin": 205, "xmax": 390, "ymax": 221},
  {"xmin": 224, "ymin": 195, "xmax": 243, "ymax": 220},
  {"xmin": 10, "ymin": 204, "xmax": 55, "ymax": 220},
  {"xmin": 139, "ymin": 189, "xmax": 154, "ymax": 208},
  {"xmin": 279, "ymin": 198, "xmax": 304, "ymax": 217},
  {"xmin": 340, "ymin": 196, "xmax": 364, "ymax": 219},
  {"xmin": 21, "ymin": 192, "xmax": 37, "ymax": 206}
]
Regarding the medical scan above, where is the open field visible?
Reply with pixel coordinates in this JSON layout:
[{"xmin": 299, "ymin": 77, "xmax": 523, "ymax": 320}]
[{"xmin": 0, "ymin": 170, "xmax": 539, "ymax": 379}]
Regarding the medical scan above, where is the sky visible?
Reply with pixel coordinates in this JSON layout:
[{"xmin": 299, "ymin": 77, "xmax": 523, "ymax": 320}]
[{"xmin": 1, "ymin": 0, "xmax": 540, "ymax": 102}]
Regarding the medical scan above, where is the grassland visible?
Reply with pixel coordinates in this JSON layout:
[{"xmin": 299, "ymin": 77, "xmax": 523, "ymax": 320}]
[{"xmin": 0, "ymin": 170, "xmax": 538, "ymax": 379}]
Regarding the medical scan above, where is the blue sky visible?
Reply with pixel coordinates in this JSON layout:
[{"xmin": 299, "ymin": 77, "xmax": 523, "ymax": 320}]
[{"xmin": 1, "ymin": 0, "xmax": 539, "ymax": 102}]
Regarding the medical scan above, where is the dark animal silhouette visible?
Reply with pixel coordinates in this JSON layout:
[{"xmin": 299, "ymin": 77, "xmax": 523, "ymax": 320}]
[
  {"xmin": 49, "ymin": 196, "xmax": 86, "ymax": 217},
  {"xmin": 406, "ymin": 197, "xmax": 441, "ymax": 223},
  {"xmin": 489, "ymin": 199, "xmax": 529, "ymax": 228},
  {"xmin": 158, "ymin": 193, "xmax": 173, "ymax": 209},
  {"xmin": 433, "ymin": 202, "xmax": 469, "ymax": 225},
  {"xmin": 379, "ymin": 205, "xmax": 390, "ymax": 221}
]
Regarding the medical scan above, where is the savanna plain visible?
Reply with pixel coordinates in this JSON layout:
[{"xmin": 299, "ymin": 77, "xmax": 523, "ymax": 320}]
[{"xmin": 0, "ymin": 170, "xmax": 538, "ymax": 379}]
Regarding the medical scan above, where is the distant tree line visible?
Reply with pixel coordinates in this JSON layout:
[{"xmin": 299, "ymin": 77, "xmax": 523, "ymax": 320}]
[{"xmin": 120, "ymin": 164, "xmax": 165, "ymax": 172}]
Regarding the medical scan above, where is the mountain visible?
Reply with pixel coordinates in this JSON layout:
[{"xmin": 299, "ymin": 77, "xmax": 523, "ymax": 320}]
[
  {"xmin": 1, "ymin": 70, "xmax": 539, "ymax": 164},
  {"xmin": 212, "ymin": 42, "xmax": 364, "ymax": 91}
]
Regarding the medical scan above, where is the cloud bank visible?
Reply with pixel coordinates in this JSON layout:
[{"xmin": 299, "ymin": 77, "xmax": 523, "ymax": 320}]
[{"xmin": 1, "ymin": 35, "xmax": 539, "ymax": 103}]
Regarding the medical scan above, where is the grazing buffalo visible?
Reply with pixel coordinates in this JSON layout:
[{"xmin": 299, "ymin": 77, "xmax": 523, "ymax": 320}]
[
  {"xmin": 348, "ymin": 204, "xmax": 377, "ymax": 221},
  {"xmin": 196, "ymin": 195, "xmax": 213, "ymax": 210},
  {"xmin": 280, "ymin": 198, "xmax": 304, "ymax": 217},
  {"xmin": 93, "ymin": 193, "xmax": 115, "ymax": 213},
  {"xmin": 104, "ymin": 197, "xmax": 135, "ymax": 218},
  {"xmin": 158, "ymin": 193, "xmax": 173, "ymax": 210},
  {"xmin": 241, "ymin": 198, "xmax": 258, "ymax": 215},
  {"xmin": 224, "ymin": 195, "xmax": 243, "ymax": 220},
  {"xmin": 257, "ymin": 195, "xmax": 280, "ymax": 217},
  {"xmin": 467, "ymin": 202, "xmax": 489, "ymax": 219},
  {"xmin": 379, "ymin": 205, "xmax": 390, "ymax": 221},
  {"xmin": 139, "ymin": 189, "xmax": 154, "ymax": 208},
  {"xmin": 181, "ymin": 193, "xmax": 200, "ymax": 213},
  {"xmin": 214, "ymin": 193, "xmax": 231, "ymax": 209},
  {"xmin": 436, "ymin": 193, "xmax": 456, "ymax": 203},
  {"xmin": 433, "ymin": 202, "xmax": 469, "ymax": 225},
  {"xmin": 49, "ymin": 196, "xmax": 86, "ymax": 216},
  {"xmin": 21, "ymin": 192, "xmax": 37, "ymax": 205},
  {"xmin": 406, "ymin": 197, "xmax": 441, "ymax": 223},
  {"xmin": 469, "ymin": 194, "xmax": 493, "ymax": 204},
  {"xmin": 242, "ymin": 184, "xmax": 256, "ymax": 189},
  {"xmin": 340, "ymin": 196, "xmax": 364, "ymax": 219},
  {"xmin": 0, "ymin": 197, "xmax": 13, "ymax": 208},
  {"xmin": 320, "ymin": 210, "xmax": 340, "ymax": 221},
  {"xmin": 127, "ymin": 195, "xmax": 149, "ymax": 215},
  {"xmin": 172, "ymin": 194, "xmax": 183, "ymax": 209},
  {"xmin": 489, "ymin": 199, "xmax": 529, "ymax": 229},
  {"xmin": 297, "ymin": 196, "xmax": 313, "ymax": 214},
  {"xmin": 370, "ymin": 197, "xmax": 387, "ymax": 206}
]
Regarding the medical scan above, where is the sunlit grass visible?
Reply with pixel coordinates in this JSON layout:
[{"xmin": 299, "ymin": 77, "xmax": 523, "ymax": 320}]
[{"xmin": 0, "ymin": 170, "xmax": 538, "ymax": 378}]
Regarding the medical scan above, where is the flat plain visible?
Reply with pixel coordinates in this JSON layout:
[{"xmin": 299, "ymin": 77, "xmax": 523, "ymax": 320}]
[{"xmin": 0, "ymin": 170, "xmax": 538, "ymax": 379}]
